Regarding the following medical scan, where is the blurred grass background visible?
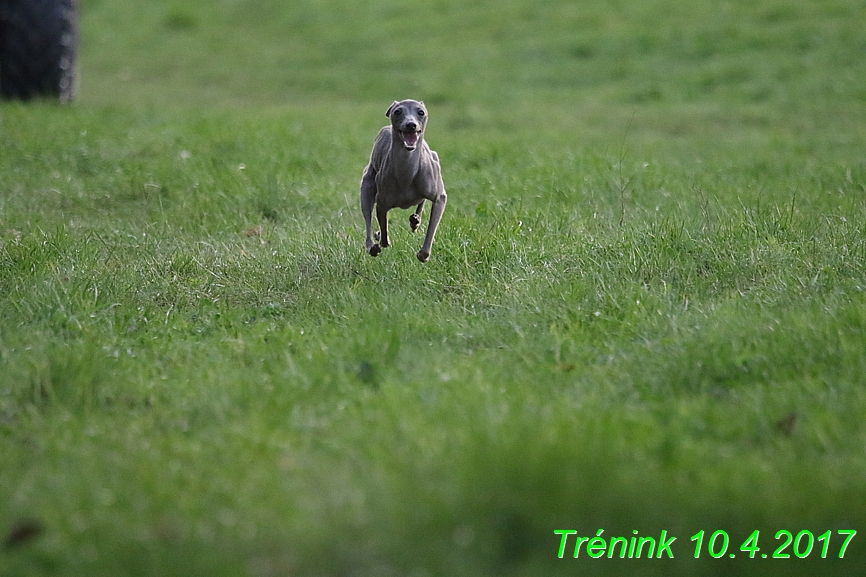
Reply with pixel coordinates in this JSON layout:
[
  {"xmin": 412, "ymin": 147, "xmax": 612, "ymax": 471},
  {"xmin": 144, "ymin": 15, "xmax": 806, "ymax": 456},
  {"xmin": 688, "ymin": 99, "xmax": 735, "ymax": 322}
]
[{"xmin": 77, "ymin": 0, "xmax": 866, "ymax": 147}]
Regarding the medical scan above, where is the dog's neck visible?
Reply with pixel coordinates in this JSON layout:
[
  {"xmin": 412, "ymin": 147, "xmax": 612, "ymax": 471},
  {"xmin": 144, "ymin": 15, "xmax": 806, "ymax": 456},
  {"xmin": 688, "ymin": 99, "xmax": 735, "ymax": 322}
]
[{"xmin": 390, "ymin": 132, "xmax": 423, "ymax": 181}]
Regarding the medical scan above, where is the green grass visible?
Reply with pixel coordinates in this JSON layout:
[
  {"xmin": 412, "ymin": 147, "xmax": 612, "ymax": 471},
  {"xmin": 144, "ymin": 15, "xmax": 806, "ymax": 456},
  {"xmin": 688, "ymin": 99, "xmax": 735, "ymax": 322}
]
[{"xmin": 2, "ymin": 0, "xmax": 866, "ymax": 575}]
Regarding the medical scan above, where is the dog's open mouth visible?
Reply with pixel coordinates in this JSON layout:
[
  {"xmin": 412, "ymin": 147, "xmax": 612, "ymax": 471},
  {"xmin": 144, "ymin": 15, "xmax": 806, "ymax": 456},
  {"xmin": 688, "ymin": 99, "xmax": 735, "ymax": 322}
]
[{"xmin": 398, "ymin": 130, "xmax": 421, "ymax": 150}]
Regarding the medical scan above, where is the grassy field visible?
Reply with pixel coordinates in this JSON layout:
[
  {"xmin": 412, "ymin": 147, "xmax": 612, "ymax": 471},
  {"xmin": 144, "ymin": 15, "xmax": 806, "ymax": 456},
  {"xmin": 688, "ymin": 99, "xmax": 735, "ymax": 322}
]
[{"xmin": 2, "ymin": 0, "xmax": 865, "ymax": 575}]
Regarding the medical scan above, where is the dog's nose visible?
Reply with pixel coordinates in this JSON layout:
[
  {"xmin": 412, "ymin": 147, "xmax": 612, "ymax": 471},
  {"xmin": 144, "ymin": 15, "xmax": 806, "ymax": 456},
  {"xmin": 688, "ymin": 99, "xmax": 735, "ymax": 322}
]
[{"xmin": 405, "ymin": 121, "xmax": 417, "ymax": 132}]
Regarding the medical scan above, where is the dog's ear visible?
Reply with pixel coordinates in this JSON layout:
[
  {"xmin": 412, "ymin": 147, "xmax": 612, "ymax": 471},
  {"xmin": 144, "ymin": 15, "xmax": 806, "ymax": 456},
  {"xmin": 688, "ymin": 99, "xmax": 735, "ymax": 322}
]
[{"xmin": 386, "ymin": 101, "xmax": 399, "ymax": 118}]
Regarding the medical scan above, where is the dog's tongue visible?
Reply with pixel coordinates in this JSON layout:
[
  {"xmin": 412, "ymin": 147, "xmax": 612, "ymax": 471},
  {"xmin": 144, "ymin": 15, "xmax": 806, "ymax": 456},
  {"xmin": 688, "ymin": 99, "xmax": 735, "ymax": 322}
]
[{"xmin": 401, "ymin": 131, "xmax": 420, "ymax": 149}]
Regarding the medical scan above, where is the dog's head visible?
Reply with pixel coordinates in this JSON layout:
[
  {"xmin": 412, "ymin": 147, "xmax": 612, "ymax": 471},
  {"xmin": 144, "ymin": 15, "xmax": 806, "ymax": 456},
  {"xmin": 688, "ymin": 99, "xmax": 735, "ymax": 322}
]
[{"xmin": 386, "ymin": 99, "xmax": 427, "ymax": 151}]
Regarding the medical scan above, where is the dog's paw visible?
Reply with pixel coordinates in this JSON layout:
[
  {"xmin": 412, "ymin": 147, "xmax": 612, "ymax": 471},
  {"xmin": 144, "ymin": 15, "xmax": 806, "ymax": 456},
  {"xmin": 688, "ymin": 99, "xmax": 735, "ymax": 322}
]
[
  {"xmin": 368, "ymin": 244, "xmax": 382, "ymax": 257},
  {"xmin": 409, "ymin": 213, "xmax": 421, "ymax": 232},
  {"xmin": 416, "ymin": 249, "xmax": 430, "ymax": 262}
]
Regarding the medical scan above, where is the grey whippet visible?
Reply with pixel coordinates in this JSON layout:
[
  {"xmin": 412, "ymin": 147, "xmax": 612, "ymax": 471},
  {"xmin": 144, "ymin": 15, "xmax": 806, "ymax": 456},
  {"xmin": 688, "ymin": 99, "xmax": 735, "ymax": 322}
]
[{"xmin": 360, "ymin": 99, "xmax": 447, "ymax": 262}]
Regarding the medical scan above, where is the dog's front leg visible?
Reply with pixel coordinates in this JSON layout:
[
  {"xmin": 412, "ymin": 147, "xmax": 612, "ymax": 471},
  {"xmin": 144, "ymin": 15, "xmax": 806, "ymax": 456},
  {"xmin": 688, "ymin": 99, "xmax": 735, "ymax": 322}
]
[
  {"xmin": 417, "ymin": 191, "xmax": 447, "ymax": 262},
  {"xmin": 360, "ymin": 173, "xmax": 381, "ymax": 256}
]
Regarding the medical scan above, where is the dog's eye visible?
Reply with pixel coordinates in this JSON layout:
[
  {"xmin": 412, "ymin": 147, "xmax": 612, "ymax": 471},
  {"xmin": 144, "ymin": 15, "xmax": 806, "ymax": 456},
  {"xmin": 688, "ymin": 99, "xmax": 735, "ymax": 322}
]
[
  {"xmin": 392, "ymin": 108, "xmax": 403, "ymax": 117},
  {"xmin": 417, "ymin": 109, "xmax": 425, "ymax": 117}
]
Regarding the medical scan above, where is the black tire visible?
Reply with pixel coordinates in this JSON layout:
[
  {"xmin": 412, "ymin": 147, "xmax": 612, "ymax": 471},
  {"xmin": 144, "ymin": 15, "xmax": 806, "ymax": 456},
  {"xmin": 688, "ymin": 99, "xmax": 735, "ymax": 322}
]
[{"xmin": 0, "ymin": 0, "xmax": 79, "ymax": 102}]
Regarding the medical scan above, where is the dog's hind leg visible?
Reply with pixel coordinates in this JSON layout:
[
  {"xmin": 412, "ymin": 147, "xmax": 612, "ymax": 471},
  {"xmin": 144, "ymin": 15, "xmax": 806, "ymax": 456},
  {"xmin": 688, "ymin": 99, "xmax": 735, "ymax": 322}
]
[
  {"xmin": 409, "ymin": 201, "xmax": 424, "ymax": 232},
  {"xmin": 376, "ymin": 205, "xmax": 391, "ymax": 249}
]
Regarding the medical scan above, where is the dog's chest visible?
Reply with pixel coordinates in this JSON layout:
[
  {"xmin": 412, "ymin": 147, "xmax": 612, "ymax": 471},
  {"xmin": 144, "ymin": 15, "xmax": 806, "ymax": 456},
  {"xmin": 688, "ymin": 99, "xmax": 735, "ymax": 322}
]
[
  {"xmin": 378, "ymin": 173, "xmax": 423, "ymax": 209},
  {"xmin": 377, "ymin": 158, "xmax": 429, "ymax": 209}
]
